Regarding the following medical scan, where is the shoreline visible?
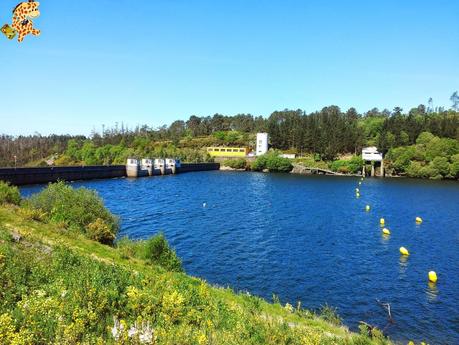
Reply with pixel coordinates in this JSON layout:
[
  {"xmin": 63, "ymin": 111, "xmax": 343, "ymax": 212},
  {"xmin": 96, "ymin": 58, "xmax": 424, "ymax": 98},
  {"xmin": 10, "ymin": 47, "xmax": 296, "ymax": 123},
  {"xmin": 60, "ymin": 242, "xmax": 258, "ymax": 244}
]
[{"xmin": 219, "ymin": 164, "xmax": 459, "ymax": 181}]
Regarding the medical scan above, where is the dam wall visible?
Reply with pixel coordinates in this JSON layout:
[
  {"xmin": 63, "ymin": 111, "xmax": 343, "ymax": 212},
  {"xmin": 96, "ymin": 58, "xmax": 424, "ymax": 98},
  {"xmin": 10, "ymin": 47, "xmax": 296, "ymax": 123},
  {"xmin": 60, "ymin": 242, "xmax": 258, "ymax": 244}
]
[
  {"xmin": 0, "ymin": 163, "xmax": 220, "ymax": 186},
  {"xmin": 177, "ymin": 163, "xmax": 220, "ymax": 173},
  {"xmin": 0, "ymin": 166, "xmax": 126, "ymax": 186}
]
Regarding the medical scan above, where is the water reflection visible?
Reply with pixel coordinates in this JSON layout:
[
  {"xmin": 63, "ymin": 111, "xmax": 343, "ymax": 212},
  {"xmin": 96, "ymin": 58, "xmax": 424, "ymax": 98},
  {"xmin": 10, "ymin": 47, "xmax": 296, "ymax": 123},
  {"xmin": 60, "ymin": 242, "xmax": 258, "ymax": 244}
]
[
  {"xmin": 380, "ymin": 233, "xmax": 390, "ymax": 247},
  {"xmin": 426, "ymin": 282, "xmax": 439, "ymax": 303},
  {"xmin": 399, "ymin": 255, "xmax": 409, "ymax": 276}
]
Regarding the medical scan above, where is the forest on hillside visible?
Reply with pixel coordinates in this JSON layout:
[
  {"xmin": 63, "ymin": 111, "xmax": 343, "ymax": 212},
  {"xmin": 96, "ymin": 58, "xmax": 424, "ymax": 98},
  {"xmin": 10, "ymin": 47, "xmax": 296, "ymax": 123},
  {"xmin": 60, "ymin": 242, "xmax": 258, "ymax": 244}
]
[{"xmin": 1, "ymin": 97, "xmax": 459, "ymax": 178}]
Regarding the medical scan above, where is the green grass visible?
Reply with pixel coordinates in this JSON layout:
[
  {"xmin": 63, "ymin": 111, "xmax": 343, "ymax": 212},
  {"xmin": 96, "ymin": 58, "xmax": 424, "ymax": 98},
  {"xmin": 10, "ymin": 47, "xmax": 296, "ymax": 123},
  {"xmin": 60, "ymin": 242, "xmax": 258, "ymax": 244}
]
[{"xmin": 0, "ymin": 205, "xmax": 391, "ymax": 344}]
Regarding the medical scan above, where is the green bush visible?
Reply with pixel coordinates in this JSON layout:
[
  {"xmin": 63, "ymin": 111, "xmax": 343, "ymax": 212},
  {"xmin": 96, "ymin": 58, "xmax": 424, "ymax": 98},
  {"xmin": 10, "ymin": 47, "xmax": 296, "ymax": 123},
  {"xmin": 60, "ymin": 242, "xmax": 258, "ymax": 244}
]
[
  {"xmin": 387, "ymin": 146, "xmax": 416, "ymax": 172},
  {"xmin": 450, "ymin": 162, "xmax": 459, "ymax": 178},
  {"xmin": 117, "ymin": 234, "xmax": 183, "ymax": 272},
  {"xmin": 419, "ymin": 164, "xmax": 441, "ymax": 180},
  {"xmin": 143, "ymin": 232, "xmax": 183, "ymax": 272},
  {"xmin": 329, "ymin": 156, "xmax": 363, "ymax": 174},
  {"xmin": 347, "ymin": 156, "xmax": 364, "ymax": 173},
  {"xmin": 425, "ymin": 137, "xmax": 458, "ymax": 162},
  {"xmin": 0, "ymin": 181, "xmax": 21, "ymax": 205},
  {"xmin": 252, "ymin": 152, "xmax": 293, "ymax": 172},
  {"xmin": 449, "ymin": 154, "xmax": 459, "ymax": 178},
  {"xmin": 223, "ymin": 159, "xmax": 247, "ymax": 169},
  {"xmin": 329, "ymin": 160, "xmax": 347, "ymax": 172},
  {"xmin": 251, "ymin": 155, "xmax": 268, "ymax": 171},
  {"xmin": 406, "ymin": 161, "xmax": 423, "ymax": 178},
  {"xmin": 416, "ymin": 131, "xmax": 435, "ymax": 145},
  {"xmin": 337, "ymin": 166, "xmax": 350, "ymax": 174},
  {"xmin": 266, "ymin": 155, "xmax": 293, "ymax": 172},
  {"xmin": 26, "ymin": 181, "xmax": 118, "ymax": 244},
  {"xmin": 432, "ymin": 157, "xmax": 450, "ymax": 177}
]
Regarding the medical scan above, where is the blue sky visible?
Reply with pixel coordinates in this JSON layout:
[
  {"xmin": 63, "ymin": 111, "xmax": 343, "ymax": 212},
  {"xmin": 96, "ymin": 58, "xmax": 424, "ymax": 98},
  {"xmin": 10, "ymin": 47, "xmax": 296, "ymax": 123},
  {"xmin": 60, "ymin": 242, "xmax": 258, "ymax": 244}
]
[{"xmin": 0, "ymin": 0, "xmax": 458, "ymax": 135}]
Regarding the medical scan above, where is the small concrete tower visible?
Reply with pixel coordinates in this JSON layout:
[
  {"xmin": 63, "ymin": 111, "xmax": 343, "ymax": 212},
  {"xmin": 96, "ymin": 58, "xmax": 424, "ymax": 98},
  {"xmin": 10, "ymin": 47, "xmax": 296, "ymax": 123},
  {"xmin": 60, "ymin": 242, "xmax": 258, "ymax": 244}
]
[{"xmin": 256, "ymin": 133, "xmax": 269, "ymax": 156}]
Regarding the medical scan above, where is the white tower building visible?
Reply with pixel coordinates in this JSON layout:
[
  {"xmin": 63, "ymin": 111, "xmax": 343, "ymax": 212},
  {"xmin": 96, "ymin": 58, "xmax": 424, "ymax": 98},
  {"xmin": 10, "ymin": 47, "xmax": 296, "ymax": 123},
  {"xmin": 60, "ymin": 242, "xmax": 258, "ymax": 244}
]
[{"xmin": 256, "ymin": 133, "xmax": 269, "ymax": 156}]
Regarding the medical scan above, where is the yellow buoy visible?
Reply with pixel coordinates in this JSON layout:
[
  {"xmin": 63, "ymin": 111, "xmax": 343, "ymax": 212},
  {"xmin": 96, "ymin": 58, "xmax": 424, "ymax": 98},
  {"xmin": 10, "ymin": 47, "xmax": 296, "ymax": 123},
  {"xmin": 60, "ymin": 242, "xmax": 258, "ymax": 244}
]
[
  {"xmin": 358, "ymin": 181, "xmax": 362, "ymax": 185},
  {"xmin": 380, "ymin": 218, "xmax": 385, "ymax": 225},
  {"xmin": 365, "ymin": 205, "xmax": 370, "ymax": 212},
  {"xmin": 356, "ymin": 193, "xmax": 360, "ymax": 198},
  {"xmin": 382, "ymin": 228, "xmax": 391, "ymax": 235},
  {"xmin": 428, "ymin": 271, "xmax": 437, "ymax": 283},
  {"xmin": 399, "ymin": 247, "xmax": 410, "ymax": 256},
  {"xmin": 416, "ymin": 217, "xmax": 423, "ymax": 224},
  {"xmin": 355, "ymin": 188, "xmax": 359, "ymax": 193}
]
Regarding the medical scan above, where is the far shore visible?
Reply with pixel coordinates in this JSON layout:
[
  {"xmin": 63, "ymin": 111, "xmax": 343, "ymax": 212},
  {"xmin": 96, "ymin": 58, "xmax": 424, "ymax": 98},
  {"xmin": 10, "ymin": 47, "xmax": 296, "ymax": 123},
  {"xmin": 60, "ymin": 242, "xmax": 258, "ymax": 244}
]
[{"xmin": 218, "ymin": 164, "xmax": 452, "ymax": 180}]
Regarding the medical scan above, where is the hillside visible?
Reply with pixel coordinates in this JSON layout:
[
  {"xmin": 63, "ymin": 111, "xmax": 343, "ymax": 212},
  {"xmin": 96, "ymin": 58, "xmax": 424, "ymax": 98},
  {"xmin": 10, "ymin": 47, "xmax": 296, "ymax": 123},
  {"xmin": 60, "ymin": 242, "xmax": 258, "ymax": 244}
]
[{"xmin": 0, "ymin": 202, "xmax": 390, "ymax": 344}]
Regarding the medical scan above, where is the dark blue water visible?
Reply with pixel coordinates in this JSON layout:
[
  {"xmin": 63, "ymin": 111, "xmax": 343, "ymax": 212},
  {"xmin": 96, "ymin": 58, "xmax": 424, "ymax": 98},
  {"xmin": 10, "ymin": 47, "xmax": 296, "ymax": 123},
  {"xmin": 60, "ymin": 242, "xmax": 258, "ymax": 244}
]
[{"xmin": 21, "ymin": 172, "xmax": 459, "ymax": 344}]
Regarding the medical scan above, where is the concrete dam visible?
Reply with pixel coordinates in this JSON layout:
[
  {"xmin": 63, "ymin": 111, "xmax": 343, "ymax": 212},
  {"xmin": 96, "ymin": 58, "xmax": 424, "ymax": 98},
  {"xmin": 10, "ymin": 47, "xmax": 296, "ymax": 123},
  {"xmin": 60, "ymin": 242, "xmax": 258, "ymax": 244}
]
[{"xmin": 0, "ymin": 160, "xmax": 220, "ymax": 186}]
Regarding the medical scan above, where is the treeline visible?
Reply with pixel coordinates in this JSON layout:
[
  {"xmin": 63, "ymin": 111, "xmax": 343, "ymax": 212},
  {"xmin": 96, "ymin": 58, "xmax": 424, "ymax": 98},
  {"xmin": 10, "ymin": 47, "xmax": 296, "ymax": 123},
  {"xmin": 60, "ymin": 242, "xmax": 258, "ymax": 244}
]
[
  {"xmin": 386, "ymin": 132, "xmax": 459, "ymax": 179},
  {"xmin": 0, "ymin": 104, "xmax": 458, "ymax": 167},
  {"xmin": 267, "ymin": 106, "xmax": 459, "ymax": 159},
  {"xmin": 0, "ymin": 134, "xmax": 85, "ymax": 167}
]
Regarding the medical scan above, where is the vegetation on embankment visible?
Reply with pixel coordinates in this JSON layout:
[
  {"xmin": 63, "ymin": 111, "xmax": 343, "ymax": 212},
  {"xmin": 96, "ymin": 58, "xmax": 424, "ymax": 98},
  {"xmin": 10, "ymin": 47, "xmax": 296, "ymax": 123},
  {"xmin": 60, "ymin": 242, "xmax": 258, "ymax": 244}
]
[
  {"xmin": 222, "ymin": 152, "xmax": 294, "ymax": 173},
  {"xmin": 385, "ymin": 132, "xmax": 459, "ymax": 179},
  {"xmin": 0, "ymin": 182, "xmax": 391, "ymax": 344},
  {"xmin": 0, "ymin": 181, "xmax": 21, "ymax": 206},
  {"xmin": 222, "ymin": 158, "xmax": 249, "ymax": 170},
  {"xmin": 23, "ymin": 181, "xmax": 120, "ymax": 245},
  {"xmin": 251, "ymin": 152, "xmax": 293, "ymax": 172},
  {"xmin": 293, "ymin": 155, "xmax": 365, "ymax": 175},
  {"xmin": 222, "ymin": 153, "xmax": 363, "ymax": 175}
]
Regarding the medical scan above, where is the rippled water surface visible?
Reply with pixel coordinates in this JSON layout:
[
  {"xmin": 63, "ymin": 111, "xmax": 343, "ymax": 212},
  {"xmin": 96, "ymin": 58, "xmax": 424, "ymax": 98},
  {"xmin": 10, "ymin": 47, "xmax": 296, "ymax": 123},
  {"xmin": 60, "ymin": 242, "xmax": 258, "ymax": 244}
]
[{"xmin": 22, "ymin": 172, "xmax": 459, "ymax": 344}]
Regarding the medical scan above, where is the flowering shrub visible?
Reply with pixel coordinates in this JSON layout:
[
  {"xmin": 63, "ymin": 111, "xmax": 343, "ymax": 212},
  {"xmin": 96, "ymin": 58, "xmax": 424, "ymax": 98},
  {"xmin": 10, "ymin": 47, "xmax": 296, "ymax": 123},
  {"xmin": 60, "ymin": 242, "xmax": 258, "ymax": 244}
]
[
  {"xmin": 86, "ymin": 218, "xmax": 116, "ymax": 245},
  {"xmin": 16, "ymin": 207, "xmax": 47, "ymax": 221}
]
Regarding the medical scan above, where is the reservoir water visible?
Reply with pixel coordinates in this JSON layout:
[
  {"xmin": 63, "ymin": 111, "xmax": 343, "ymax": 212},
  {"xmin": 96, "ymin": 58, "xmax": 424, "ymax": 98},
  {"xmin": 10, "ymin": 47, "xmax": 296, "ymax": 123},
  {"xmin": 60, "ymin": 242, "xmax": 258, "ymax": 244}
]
[{"xmin": 21, "ymin": 172, "xmax": 459, "ymax": 344}]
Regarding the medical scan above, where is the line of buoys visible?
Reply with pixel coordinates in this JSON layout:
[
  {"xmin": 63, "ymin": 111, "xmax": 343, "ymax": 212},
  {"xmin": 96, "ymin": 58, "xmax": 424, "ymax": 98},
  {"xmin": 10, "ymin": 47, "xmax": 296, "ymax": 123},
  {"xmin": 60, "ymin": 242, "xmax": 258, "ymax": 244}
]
[
  {"xmin": 399, "ymin": 246, "xmax": 410, "ymax": 256},
  {"xmin": 352, "ymin": 180, "xmax": 436, "ymax": 285}
]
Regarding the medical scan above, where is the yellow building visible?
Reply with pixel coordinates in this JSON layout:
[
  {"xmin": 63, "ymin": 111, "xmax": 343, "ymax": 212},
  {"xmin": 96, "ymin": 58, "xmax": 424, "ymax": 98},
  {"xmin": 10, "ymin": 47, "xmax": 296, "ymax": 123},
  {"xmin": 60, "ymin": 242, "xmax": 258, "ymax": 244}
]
[{"xmin": 207, "ymin": 147, "xmax": 249, "ymax": 157}]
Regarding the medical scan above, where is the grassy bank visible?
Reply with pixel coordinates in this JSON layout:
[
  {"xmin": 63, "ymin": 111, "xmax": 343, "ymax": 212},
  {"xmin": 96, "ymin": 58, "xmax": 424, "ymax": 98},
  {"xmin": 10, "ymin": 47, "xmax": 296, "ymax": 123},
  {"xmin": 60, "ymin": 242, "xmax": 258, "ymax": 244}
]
[{"xmin": 0, "ymin": 185, "xmax": 392, "ymax": 344}]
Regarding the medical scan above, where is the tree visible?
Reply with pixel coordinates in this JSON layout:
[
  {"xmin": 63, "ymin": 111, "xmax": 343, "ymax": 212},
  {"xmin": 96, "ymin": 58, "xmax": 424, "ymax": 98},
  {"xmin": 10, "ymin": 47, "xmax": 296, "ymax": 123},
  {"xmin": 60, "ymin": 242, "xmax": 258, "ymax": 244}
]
[
  {"xmin": 428, "ymin": 98, "xmax": 434, "ymax": 113},
  {"xmin": 168, "ymin": 120, "xmax": 186, "ymax": 144},
  {"xmin": 450, "ymin": 91, "xmax": 459, "ymax": 110},
  {"xmin": 186, "ymin": 115, "xmax": 202, "ymax": 137},
  {"xmin": 392, "ymin": 107, "xmax": 403, "ymax": 116}
]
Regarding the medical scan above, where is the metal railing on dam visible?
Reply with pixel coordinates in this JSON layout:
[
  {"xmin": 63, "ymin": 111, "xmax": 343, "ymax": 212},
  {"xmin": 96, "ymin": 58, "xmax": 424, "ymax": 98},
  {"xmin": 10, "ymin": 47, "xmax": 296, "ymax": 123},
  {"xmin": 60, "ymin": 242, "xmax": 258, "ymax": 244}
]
[{"xmin": 0, "ymin": 163, "xmax": 220, "ymax": 186}]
